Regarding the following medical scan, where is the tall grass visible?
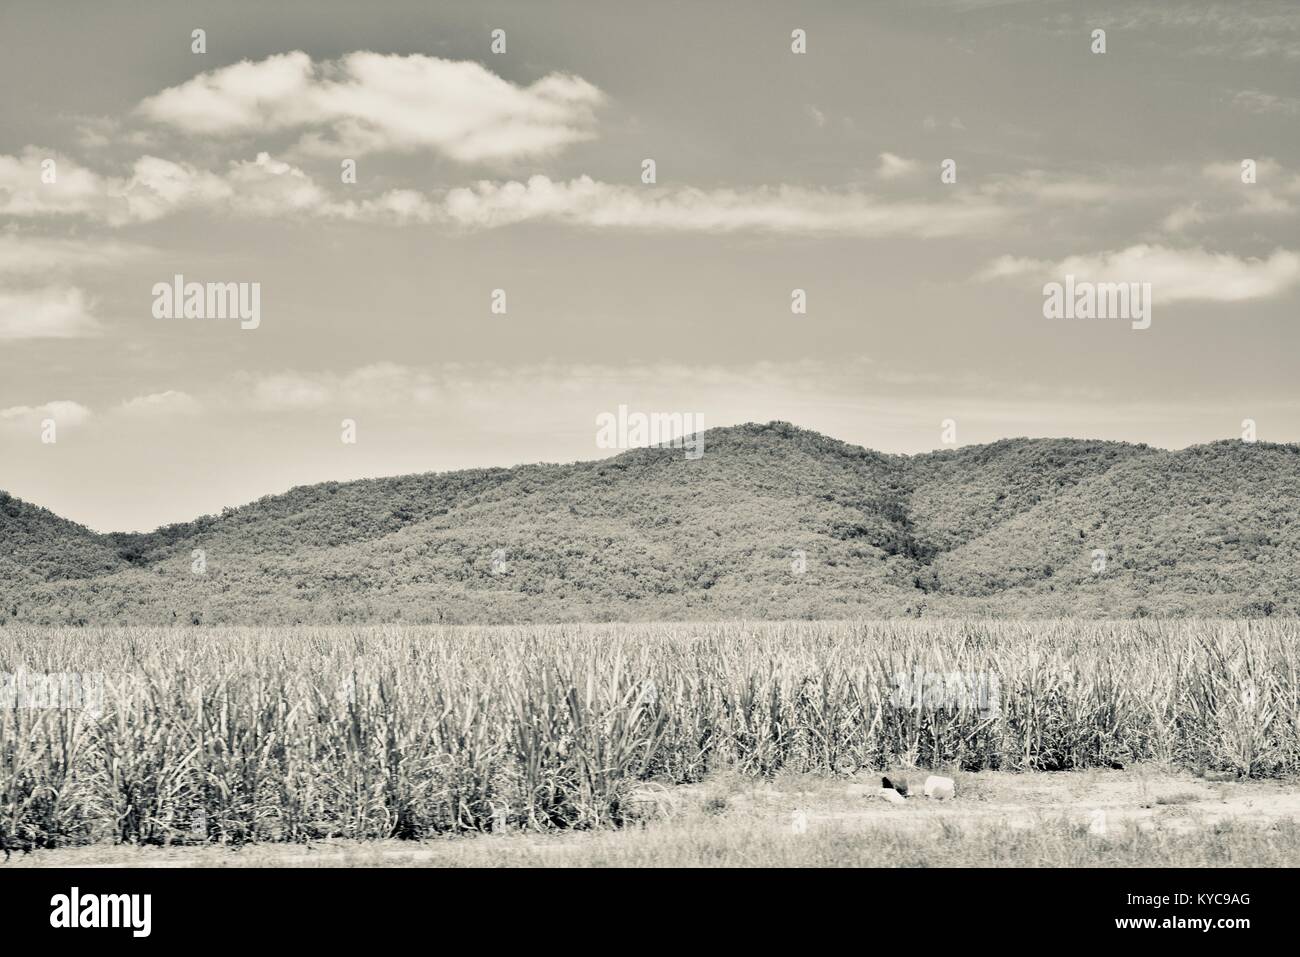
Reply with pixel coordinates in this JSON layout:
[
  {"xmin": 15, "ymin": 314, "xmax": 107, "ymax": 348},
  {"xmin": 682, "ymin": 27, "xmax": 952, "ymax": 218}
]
[{"xmin": 2, "ymin": 620, "xmax": 1297, "ymax": 850}]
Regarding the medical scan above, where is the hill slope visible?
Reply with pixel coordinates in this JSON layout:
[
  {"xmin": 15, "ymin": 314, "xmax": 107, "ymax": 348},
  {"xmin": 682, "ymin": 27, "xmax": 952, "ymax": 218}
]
[{"xmin": 2, "ymin": 422, "xmax": 1297, "ymax": 623}]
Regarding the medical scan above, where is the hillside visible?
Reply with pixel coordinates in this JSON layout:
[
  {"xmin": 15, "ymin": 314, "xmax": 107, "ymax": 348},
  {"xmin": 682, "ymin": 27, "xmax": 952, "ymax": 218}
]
[{"xmin": 2, "ymin": 422, "xmax": 1297, "ymax": 623}]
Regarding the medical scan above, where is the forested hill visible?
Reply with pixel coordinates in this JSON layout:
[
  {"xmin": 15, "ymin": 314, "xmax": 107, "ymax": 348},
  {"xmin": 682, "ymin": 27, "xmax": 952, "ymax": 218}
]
[{"xmin": 3, "ymin": 422, "xmax": 1297, "ymax": 624}]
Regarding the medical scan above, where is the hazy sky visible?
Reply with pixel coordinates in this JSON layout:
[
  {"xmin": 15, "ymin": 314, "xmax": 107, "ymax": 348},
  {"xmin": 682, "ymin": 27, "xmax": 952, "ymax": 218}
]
[{"xmin": 2, "ymin": 0, "xmax": 1298, "ymax": 531}]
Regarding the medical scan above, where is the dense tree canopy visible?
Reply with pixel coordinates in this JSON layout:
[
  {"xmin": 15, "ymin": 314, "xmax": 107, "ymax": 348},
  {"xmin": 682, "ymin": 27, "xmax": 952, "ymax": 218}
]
[{"xmin": 2, "ymin": 423, "xmax": 1297, "ymax": 624}]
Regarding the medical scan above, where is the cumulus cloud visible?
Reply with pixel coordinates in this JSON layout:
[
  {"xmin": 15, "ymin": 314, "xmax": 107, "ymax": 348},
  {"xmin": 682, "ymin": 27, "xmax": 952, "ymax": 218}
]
[
  {"xmin": 0, "ymin": 400, "xmax": 92, "ymax": 433},
  {"xmin": 0, "ymin": 148, "xmax": 120, "ymax": 220},
  {"xmin": 0, "ymin": 287, "xmax": 101, "ymax": 339},
  {"xmin": 135, "ymin": 51, "xmax": 605, "ymax": 162},
  {"xmin": 0, "ymin": 149, "xmax": 225, "ymax": 224},
  {"xmin": 0, "ymin": 149, "xmax": 345, "ymax": 224},
  {"xmin": 117, "ymin": 156, "xmax": 233, "ymax": 221},
  {"xmin": 979, "ymin": 244, "xmax": 1300, "ymax": 303},
  {"xmin": 0, "ymin": 148, "xmax": 275, "ymax": 226},
  {"xmin": 440, "ymin": 174, "xmax": 1008, "ymax": 237},
  {"xmin": 221, "ymin": 152, "xmax": 331, "ymax": 215},
  {"xmin": 219, "ymin": 169, "xmax": 1013, "ymax": 237},
  {"xmin": 335, "ymin": 187, "xmax": 441, "ymax": 224},
  {"xmin": 876, "ymin": 152, "xmax": 918, "ymax": 180},
  {"xmin": 6, "ymin": 150, "xmax": 1199, "ymax": 240},
  {"xmin": 113, "ymin": 152, "xmax": 330, "ymax": 221},
  {"xmin": 116, "ymin": 391, "xmax": 202, "ymax": 418},
  {"xmin": 7, "ymin": 143, "xmax": 1143, "ymax": 237}
]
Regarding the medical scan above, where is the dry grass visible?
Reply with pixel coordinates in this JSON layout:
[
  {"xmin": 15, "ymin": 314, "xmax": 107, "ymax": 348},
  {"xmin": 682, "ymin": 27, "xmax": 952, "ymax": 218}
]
[
  {"xmin": 2, "ymin": 620, "xmax": 1298, "ymax": 853},
  {"xmin": 9, "ymin": 767, "xmax": 1300, "ymax": 867}
]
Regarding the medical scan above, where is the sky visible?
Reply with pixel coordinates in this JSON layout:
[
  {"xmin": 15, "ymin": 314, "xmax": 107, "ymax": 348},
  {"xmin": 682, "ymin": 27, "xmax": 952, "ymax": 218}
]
[{"xmin": 1, "ymin": 0, "xmax": 1298, "ymax": 532}]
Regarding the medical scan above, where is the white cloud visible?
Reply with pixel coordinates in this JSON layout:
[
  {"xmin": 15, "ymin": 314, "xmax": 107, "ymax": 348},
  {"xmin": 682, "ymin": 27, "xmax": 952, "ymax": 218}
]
[
  {"xmin": 223, "ymin": 152, "xmax": 330, "ymax": 215},
  {"xmin": 1153, "ymin": 160, "xmax": 1300, "ymax": 232},
  {"xmin": 987, "ymin": 170, "xmax": 1121, "ymax": 204},
  {"xmin": 1210, "ymin": 159, "xmax": 1300, "ymax": 215},
  {"xmin": 0, "ymin": 153, "xmax": 1015, "ymax": 235},
  {"xmin": 1202, "ymin": 158, "xmax": 1282, "ymax": 184},
  {"xmin": 116, "ymin": 391, "xmax": 202, "ymax": 417},
  {"xmin": 876, "ymin": 152, "xmax": 918, "ymax": 180},
  {"xmin": 137, "ymin": 52, "xmax": 317, "ymax": 134},
  {"xmin": 441, "ymin": 174, "xmax": 1008, "ymax": 237},
  {"xmin": 240, "ymin": 364, "xmax": 444, "ymax": 413},
  {"xmin": 118, "ymin": 156, "xmax": 233, "ymax": 222},
  {"xmin": 1232, "ymin": 90, "xmax": 1300, "ymax": 115},
  {"xmin": 0, "ymin": 400, "xmax": 92, "ymax": 433},
  {"xmin": 0, "ymin": 149, "xmax": 228, "ymax": 225},
  {"xmin": 22, "ymin": 151, "xmax": 1265, "ymax": 243},
  {"xmin": 339, "ymin": 363, "xmax": 442, "ymax": 408},
  {"xmin": 1241, "ymin": 189, "xmax": 1296, "ymax": 216},
  {"xmin": 339, "ymin": 187, "xmax": 440, "ymax": 224},
  {"xmin": 136, "ymin": 51, "xmax": 605, "ymax": 162},
  {"xmin": 979, "ymin": 244, "xmax": 1300, "ymax": 303},
  {"xmin": 0, "ymin": 287, "xmax": 101, "ymax": 339},
  {"xmin": 248, "ymin": 373, "xmax": 334, "ymax": 411},
  {"xmin": 1088, "ymin": 5, "xmax": 1300, "ymax": 59},
  {"xmin": 0, "ymin": 149, "xmax": 344, "ymax": 224},
  {"xmin": 0, "ymin": 148, "xmax": 120, "ymax": 220},
  {"xmin": 116, "ymin": 151, "xmax": 347, "ymax": 221},
  {"xmin": 1161, "ymin": 203, "xmax": 1207, "ymax": 233}
]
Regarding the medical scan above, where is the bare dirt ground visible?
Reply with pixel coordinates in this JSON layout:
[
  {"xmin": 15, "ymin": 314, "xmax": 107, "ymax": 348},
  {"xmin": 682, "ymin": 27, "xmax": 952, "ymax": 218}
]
[
  {"xmin": 824, "ymin": 766, "xmax": 1300, "ymax": 835},
  {"xmin": 8, "ymin": 766, "xmax": 1300, "ymax": 867}
]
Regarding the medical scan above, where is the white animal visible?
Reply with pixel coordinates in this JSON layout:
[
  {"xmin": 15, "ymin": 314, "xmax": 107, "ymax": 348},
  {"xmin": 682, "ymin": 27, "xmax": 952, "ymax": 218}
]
[
  {"xmin": 1088, "ymin": 809, "xmax": 1108, "ymax": 837},
  {"xmin": 923, "ymin": 775, "xmax": 955, "ymax": 800},
  {"xmin": 877, "ymin": 787, "xmax": 907, "ymax": 805},
  {"xmin": 790, "ymin": 809, "xmax": 808, "ymax": 834}
]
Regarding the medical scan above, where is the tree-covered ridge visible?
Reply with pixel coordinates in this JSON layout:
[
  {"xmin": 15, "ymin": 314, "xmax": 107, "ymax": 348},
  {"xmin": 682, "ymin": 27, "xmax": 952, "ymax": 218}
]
[
  {"xmin": 2, "ymin": 423, "xmax": 1296, "ymax": 624},
  {"xmin": 0, "ymin": 492, "xmax": 127, "ymax": 584}
]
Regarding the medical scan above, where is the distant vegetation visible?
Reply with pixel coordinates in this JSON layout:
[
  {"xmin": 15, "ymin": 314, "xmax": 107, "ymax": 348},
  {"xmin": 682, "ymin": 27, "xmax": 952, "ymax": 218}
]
[
  {"xmin": 2, "ymin": 620, "xmax": 1296, "ymax": 851},
  {"xmin": 2, "ymin": 422, "xmax": 1299, "ymax": 623}
]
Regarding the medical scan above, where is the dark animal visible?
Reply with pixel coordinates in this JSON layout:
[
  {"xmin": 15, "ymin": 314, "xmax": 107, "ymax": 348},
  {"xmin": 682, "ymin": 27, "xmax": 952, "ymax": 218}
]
[{"xmin": 881, "ymin": 776, "xmax": 909, "ymax": 797}]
